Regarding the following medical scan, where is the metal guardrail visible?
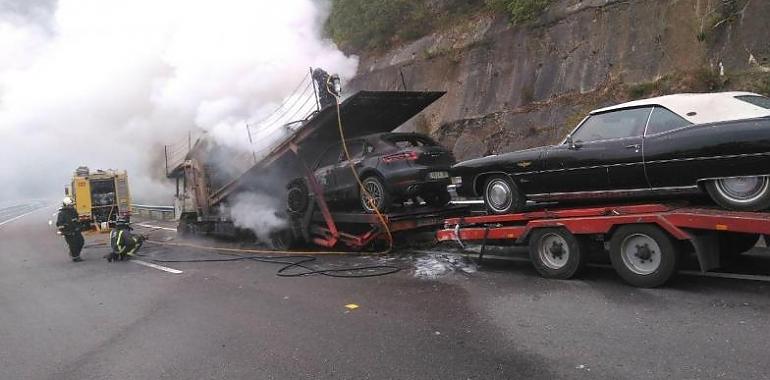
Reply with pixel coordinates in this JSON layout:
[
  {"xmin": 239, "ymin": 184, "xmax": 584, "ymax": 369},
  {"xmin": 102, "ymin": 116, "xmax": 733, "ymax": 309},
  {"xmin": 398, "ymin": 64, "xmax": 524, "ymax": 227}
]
[{"xmin": 131, "ymin": 204, "xmax": 176, "ymax": 221}]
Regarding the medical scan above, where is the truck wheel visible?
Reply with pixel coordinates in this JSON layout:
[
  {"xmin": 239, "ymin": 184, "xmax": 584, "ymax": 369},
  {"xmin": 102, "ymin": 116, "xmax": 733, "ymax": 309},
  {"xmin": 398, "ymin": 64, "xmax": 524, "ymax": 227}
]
[
  {"xmin": 360, "ymin": 176, "xmax": 391, "ymax": 213},
  {"xmin": 528, "ymin": 228, "xmax": 587, "ymax": 279},
  {"xmin": 177, "ymin": 215, "xmax": 195, "ymax": 237},
  {"xmin": 269, "ymin": 229, "xmax": 298, "ymax": 251},
  {"xmin": 609, "ymin": 225, "xmax": 680, "ymax": 288},
  {"xmin": 287, "ymin": 180, "xmax": 309, "ymax": 216},
  {"xmin": 483, "ymin": 175, "xmax": 525, "ymax": 215},
  {"xmin": 718, "ymin": 232, "xmax": 760, "ymax": 266},
  {"xmin": 718, "ymin": 232, "xmax": 760, "ymax": 256}
]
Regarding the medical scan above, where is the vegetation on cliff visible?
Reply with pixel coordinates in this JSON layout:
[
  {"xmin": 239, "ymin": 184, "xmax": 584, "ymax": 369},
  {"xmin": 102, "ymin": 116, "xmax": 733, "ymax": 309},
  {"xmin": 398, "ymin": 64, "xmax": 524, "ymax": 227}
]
[
  {"xmin": 325, "ymin": 0, "xmax": 553, "ymax": 51},
  {"xmin": 324, "ymin": 0, "xmax": 431, "ymax": 51},
  {"xmin": 485, "ymin": 0, "xmax": 554, "ymax": 24}
]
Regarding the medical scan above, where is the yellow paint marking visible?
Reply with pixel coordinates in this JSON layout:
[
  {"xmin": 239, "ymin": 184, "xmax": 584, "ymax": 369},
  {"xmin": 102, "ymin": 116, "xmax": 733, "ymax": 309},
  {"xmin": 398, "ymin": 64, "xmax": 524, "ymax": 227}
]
[{"xmin": 344, "ymin": 304, "xmax": 359, "ymax": 310}]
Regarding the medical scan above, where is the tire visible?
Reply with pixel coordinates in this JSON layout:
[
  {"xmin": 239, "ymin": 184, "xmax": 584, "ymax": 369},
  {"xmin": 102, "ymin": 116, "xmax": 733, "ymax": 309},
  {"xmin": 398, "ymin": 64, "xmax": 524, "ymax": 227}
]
[
  {"xmin": 423, "ymin": 190, "xmax": 451, "ymax": 208},
  {"xmin": 705, "ymin": 176, "xmax": 770, "ymax": 211},
  {"xmin": 609, "ymin": 224, "xmax": 680, "ymax": 288},
  {"xmin": 528, "ymin": 228, "xmax": 587, "ymax": 279},
  {"xmin": 718, "ymin": 232, "xmax": 760, "ymax": 256},
  {"xmin": 176, "ymin": 214, "xmax": 196, "ymax": 237},
  {"xmin": 718, "ymin": 232, "xmax": 760, "ymax": 266},
  {"xmin": 269, "ymin": 228, "xmax": 298, "ymax": 250},
  {"xmin": 482, "ymin": 175, "xmax": 525, "ymax": 215},
  {"xmin": 287, "ymin": 180, "xmax": 310, "ymax": 216},
  {"xmin": 360, "ymin": 176, "xmax": 391, "ymax": 213}
]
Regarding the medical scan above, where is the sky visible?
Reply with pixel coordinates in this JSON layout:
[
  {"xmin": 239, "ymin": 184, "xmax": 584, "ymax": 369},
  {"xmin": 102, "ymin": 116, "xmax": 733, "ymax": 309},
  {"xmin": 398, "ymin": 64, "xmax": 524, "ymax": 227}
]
[{"xmin": 0, "ymin": 0, "xmax": 358, "ymax": 204}]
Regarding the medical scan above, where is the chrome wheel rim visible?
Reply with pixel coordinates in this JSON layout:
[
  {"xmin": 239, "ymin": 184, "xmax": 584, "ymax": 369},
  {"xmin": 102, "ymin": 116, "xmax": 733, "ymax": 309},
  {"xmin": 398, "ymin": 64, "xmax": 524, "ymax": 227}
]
[
  {"xmin": 486, "ymin": 179, "xmax": 512, "ymax": 212},
  {"xmin": 362, "ymin": 179, "xmax": 384, "ymax": 211},
  {"xmin": 620, "ymin": 233, "xmax": 661, "ymax": 275},
  {"xmin": 715, "ymin": 176, "xmax": 769, "ymax": 203},
  {"xmin": 537, "ymin": 233, "xmax": 570, "ymax": 270}
]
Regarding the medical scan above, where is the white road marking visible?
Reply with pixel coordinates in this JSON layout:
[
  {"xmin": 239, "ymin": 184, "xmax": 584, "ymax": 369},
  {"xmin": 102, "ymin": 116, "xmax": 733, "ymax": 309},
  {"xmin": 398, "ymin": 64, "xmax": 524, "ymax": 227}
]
[
  {"xmin": 130, "ymin": 259, "xmax": 183, "ymax": 274},
  {"xmin": 0, "ymin": 206, "xmax": 49, "ymax": 228},
  {"xmin": 136, "ymin": 223, "xmax": 177, "ymax": 232}
]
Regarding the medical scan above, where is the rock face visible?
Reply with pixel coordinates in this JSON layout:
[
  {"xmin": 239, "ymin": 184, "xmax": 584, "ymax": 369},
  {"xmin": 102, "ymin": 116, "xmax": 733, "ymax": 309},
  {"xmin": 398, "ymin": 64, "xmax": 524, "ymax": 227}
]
[{"xmin": 345, "ymin": 0, "xmax": 770, "ymax": 161}]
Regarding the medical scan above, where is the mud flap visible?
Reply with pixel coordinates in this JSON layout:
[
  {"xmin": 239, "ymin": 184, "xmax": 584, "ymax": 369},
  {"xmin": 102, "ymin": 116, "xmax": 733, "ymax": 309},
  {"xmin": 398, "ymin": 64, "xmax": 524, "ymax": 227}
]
[{"xmin": 682, "ymin": 230, "xmax": 720, "ymax": 272}]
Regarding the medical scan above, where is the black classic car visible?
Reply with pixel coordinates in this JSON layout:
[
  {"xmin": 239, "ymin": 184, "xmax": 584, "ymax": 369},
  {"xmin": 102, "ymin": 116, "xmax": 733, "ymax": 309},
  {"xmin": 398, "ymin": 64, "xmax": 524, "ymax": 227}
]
[
  {"xmin": 453, "ymin": 92, "xmax": 770, "ymax": 214},
  {"xmin": 287, "ymin": 132, "xmax": 455, "ymax": 213}
]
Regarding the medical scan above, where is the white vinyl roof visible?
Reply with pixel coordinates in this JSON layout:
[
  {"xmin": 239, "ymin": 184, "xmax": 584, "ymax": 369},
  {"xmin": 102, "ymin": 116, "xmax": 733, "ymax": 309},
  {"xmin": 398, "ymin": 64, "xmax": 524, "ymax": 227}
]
[{"xmin": 591, "ymin": 91, "xmax": 770, "ymax": 124}]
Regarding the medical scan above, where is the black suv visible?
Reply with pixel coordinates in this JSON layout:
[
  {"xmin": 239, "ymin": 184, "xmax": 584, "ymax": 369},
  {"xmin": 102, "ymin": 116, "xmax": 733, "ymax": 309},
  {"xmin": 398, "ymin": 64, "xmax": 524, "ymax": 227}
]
[{"xmin": 288, "ymin": 133, "xmax": 455, "ymax": 213}]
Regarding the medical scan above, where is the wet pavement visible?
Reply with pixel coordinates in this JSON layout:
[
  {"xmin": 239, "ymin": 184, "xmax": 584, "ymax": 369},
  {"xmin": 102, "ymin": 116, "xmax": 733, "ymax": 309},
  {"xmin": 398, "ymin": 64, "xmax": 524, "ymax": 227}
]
[{"xmin": 2, "ymin": 208, "xmax": 770, "ymax": 379}]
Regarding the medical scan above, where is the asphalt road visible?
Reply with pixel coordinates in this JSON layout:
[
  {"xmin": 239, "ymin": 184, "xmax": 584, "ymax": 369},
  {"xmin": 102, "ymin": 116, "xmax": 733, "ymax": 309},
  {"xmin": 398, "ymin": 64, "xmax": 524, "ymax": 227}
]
[{"xmin": 2, "ymin": 208, "xmax": 770, "ymax": 379}]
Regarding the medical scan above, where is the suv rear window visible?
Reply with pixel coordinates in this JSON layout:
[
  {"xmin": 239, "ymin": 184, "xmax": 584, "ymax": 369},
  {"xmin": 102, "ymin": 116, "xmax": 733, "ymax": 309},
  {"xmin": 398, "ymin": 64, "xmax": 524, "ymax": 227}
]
[
  {"xmin": 736, "ymin": 95, "xmax": 770, "ymax": 109},
  {"xmin": 385, "ymin": 135, "xmax": 437, "ymax": 149}
]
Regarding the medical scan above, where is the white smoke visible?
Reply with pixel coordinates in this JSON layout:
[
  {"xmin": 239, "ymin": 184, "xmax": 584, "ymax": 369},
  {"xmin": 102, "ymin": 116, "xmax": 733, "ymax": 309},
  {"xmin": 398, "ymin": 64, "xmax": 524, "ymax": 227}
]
[
  {"xmin": 0, "ymin": 0, "xmax": 358, "ymax": 203},
  {"xmin": 229, "ymin": 192, "xmax": 288, "ymax": 242}
]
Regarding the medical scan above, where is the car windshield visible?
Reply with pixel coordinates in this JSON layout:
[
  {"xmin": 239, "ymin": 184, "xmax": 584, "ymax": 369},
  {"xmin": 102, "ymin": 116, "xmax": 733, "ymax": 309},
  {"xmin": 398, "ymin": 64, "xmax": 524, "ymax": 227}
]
[
  {"xmin": 315, "ymin": 144, "xmax": 342, "ymax": 168},
  {"xmin": 385, "ymin": 135, "xmax": 437, "ymax": 149},
  {"xmin": 735, "ymin": 95, "xmax": 770, "ymax": 109}
]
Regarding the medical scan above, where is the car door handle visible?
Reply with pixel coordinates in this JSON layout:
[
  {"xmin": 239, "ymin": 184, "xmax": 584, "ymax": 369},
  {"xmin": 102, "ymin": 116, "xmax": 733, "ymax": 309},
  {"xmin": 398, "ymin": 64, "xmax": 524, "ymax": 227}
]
[{"xmin": 625, "ymin": 144, "xmax": 641, "ymax": 150}]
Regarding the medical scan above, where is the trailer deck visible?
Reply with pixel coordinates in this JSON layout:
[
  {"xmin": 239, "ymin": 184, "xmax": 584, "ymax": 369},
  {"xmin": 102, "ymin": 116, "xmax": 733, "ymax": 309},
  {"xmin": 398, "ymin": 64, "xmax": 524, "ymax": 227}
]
[
  {"xmin": 292, "ymin": 204, "xmax": 471, "ymax": 250},
  {"xmin": 439, "ymin": 203, "xmax": 770, "ymax": 242},
  {"xmin": 436, "ymin": 203, "xmax": 770, "ymax": 287}
]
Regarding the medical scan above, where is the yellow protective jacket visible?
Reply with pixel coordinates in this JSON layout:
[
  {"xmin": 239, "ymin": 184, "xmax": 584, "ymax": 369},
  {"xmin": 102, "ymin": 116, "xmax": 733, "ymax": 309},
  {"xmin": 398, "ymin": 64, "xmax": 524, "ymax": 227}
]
[{"xmin": 109, "ymin": 227, "xmax": 138, "ymax": 255}]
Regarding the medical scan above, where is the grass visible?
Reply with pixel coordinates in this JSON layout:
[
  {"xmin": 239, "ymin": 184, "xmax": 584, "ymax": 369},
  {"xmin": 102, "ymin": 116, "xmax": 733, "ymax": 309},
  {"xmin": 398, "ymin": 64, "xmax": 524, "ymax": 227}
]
[
  {"xmin": 485, "ymin": 0, "xmax": 554, "ymax": 24},
  {"xmin": 626, "ymin": 82, "xmax": 660, "ymax": 99},
  {"xmin": 325, "ymin": 0, "xmax": 553, "ymax": 52},
  {"xmin": 625, "ymin": 68, "xmax": 728, "ymax": 100},
  {"xmin": 757, "ymin": 77, "xmax": 770, "ymax": 96}
]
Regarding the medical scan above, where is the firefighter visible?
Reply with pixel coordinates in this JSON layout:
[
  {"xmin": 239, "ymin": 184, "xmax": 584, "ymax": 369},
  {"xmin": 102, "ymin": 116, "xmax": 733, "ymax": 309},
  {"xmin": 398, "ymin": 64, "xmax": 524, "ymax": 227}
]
[
  {"xmin": 312, "ymin": 68, "xmax": 341, "ymax": 109},
  {"xmin": 56, "ymin": 196, "xmax": 84, "ymax": 262},
  {"xmin": 108, "ymin": 217, "xmax": 144, "ymax": 262}
]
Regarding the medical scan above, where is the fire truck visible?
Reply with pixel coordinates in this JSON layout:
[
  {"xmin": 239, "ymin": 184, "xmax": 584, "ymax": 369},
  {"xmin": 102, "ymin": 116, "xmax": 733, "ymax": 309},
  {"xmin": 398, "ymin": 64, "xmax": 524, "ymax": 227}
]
[{"xmin": 66, "ymin": 166, "xmax": 131, "ymax": 230}]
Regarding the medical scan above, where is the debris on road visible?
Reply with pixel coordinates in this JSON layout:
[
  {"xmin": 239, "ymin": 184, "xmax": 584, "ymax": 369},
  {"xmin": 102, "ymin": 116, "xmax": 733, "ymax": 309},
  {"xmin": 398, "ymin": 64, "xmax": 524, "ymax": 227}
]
[{"xmin": 413, "ymin": 252, "xmax": 477, "ymax": 279}]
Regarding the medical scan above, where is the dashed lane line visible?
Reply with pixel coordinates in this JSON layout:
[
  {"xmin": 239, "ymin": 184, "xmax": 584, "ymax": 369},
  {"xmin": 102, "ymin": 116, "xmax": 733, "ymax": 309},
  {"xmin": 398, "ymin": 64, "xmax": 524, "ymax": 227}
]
[{"xmin": 130, "ymin": 259, "xmax": 183, "ymax": 274}]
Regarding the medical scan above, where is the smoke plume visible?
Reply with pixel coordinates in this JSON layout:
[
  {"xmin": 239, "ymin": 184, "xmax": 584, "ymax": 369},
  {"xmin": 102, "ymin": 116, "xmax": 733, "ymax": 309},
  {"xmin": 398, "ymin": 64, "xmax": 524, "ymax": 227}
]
[
  {"xmin": 0, "ymin": 0, "xmax": 358, "ymax": 204},
  {"xmin": 229, "ymin": 192, "xmax": 288, "ymax": 243}
]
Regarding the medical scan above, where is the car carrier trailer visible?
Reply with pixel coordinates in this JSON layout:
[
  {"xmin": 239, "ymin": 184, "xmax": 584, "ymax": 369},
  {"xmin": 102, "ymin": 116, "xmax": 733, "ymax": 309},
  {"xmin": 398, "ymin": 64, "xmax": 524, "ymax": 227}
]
[
  {"xmin": 436, "ymin": 203, "xmax": 770, "ymax": 287},
  {"xmin": 166, "ymin": 69, "xmax": 448, "ymax": 243}
]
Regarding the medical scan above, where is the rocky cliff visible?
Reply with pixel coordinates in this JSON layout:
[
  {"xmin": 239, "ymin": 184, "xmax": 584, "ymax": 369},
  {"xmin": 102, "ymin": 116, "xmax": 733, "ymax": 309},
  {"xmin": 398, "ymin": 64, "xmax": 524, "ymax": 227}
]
[{"xmin": 345, "ymin": 0, "xmax": 770, "ymax": 160}]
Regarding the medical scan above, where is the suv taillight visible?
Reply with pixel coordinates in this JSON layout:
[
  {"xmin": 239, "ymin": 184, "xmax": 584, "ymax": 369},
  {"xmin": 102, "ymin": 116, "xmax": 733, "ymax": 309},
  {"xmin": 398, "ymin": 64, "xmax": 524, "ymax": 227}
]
[{"xmin": 383, "ymin": 151, "xmax": 419, "ymax": 163}]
